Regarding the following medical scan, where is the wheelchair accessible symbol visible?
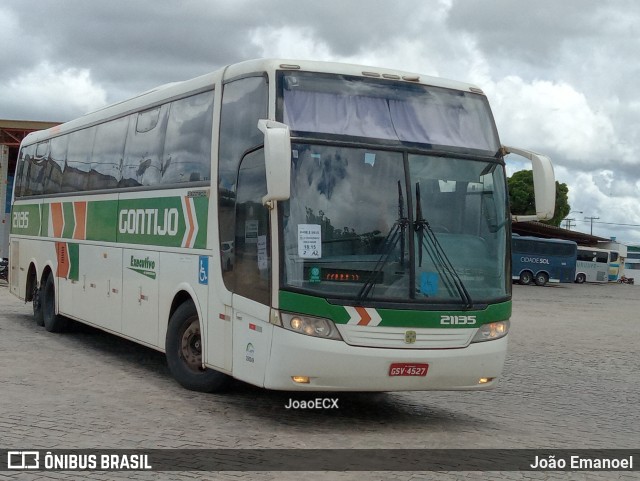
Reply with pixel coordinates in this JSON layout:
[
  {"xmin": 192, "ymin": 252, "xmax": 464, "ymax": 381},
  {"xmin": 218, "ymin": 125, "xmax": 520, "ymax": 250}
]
[{"xmin": 199, "ymin": 256, "xmax": 209, "ymax": 285}]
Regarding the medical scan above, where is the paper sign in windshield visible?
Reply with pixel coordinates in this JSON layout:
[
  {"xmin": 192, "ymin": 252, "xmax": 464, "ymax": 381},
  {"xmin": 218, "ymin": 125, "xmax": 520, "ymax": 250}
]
[
  {"xmin": 298, "ymin": 224, "xmax": 322, "ymax": 259},
  {"xmin": 420, "ymin": 272, "xmax": 439, "ymax": 296},
  {"xmin": 257, "ymin": 235, "xmax": 267, "ymax": 271}
]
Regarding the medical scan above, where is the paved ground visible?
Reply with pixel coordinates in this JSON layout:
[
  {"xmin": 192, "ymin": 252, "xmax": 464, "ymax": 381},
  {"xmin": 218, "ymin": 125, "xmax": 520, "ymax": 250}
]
[{"xmin": 0, "ymin": 279, "xmax": 638, "ymax": 480}]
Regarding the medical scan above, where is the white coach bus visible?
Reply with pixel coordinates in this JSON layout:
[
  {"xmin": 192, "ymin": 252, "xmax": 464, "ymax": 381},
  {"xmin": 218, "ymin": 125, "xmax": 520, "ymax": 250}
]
[
  {"xmin": 9, "ymin": 59, "xmax": 555, "ymax": 392},
  {"xmin": 575, "ymin": 246, "xmax": 611, "ymax": 283}
]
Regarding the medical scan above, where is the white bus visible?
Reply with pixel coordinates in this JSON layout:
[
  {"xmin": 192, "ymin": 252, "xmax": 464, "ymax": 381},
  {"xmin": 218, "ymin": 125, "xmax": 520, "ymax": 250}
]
[
  {"xmin": 575, "ymin": 246, "xmax": 610, "ymax": 283},
  {"xmin": 625, "ymin": 247, "xmax": 640, "ymax": 273},
  {"xmin": 9, "ymin": 59, "xmax": 555, "ymax": 392}
]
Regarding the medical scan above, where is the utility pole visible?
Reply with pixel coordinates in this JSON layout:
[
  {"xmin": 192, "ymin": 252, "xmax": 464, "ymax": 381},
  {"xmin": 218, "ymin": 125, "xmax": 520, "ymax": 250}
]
[
  {"xmin": 584, "ymin": 216, "xmax": 600, "ymax": 235},
  {"xmin": 564, "ymin": 211, "xmax": 582, "ymax": 230}
]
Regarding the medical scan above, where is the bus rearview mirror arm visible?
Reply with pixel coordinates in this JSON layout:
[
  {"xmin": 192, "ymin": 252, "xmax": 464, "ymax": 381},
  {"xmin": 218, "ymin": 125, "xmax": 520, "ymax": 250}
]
[
  {"xmin": 503, "ymin": 146, "xmax": 556, "ymax": 222},
  {"xmin": 258, "ymin": 119, "xmax": 291, "ymax": 205}
]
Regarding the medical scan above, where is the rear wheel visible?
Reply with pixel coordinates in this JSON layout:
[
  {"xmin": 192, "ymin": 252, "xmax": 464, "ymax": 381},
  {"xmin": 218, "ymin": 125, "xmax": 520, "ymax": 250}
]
[
  {"xmin": 165, "ymin": 300, "xmax": 229, "ymax": 392},
  {"xmin": 42, "ymin": 272, "xmax": 67, "ymax": 332},
  {"xmin": 534, "ymin": 272, "xmax": 549, "ymax": 287},
  {"xmin": 519, "ymin": 271, "xmax": 533, "ymax": 285},
  {"xmin": 33, "ymin": 282, "xmax": 44, "ymax": 326},
  {"xmin": 575, "ymin": 273, "xmax": 586, "ymax": 284}
]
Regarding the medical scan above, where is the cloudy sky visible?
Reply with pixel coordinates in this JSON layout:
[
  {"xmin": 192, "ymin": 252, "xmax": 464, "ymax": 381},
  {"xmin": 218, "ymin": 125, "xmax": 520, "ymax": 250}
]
[{"xmin": 2, "ymin": 0, "xmax": 639, "ymax": 244}]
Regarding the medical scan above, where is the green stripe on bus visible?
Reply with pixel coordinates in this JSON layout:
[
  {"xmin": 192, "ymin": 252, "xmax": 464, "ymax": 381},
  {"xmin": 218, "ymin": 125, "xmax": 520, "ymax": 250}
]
[
  {"xmin": 193, "ymin": 196, "xmax": 208, "ymax": 249},
  {"xmin": 279, "ymin": 290, "xmax": 511, "ymax": 327},
  {"xmin": 68, "ymin": 243, "xmax": 80, "ymax": 281},
  {"xmin": 86, "ymin": 201, "xmax": 118, "ymax": 242},
  {"xmin": 41, "ymin": 203, "xmax": 49, "ymax": 237},
  {"xmin": 32, "ymin": 194, "xmax": 208, "ymax": 248},
  {"xmin": 62, "ymin": 202, "xmax": 75, "ymax": 239}
]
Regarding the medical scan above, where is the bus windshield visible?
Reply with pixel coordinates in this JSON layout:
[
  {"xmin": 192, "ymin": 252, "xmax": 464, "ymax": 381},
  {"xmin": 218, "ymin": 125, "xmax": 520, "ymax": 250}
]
[
  {"xmin": 281, "ymin": 71, "xmax": 500, "ymax": 154},
  {"xmin": 281, "ymin": 144, "xmax": 509, "ymax": 305}
]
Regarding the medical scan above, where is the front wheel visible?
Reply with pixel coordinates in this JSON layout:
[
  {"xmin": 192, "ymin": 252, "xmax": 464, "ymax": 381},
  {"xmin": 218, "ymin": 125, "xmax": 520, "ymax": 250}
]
[
  {"xmin": 42, "ymin": 272, "xmax": 67, "ymax": 332},
  {"xmin": 165, "ymin": 300, "xmax": 229, "ymax": 392}
]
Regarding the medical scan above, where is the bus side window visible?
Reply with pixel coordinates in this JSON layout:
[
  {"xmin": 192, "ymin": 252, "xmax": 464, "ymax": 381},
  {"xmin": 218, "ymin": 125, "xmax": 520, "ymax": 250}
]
[
  {"xmin": 233, "ymin": 149, "xmax": 270, "ymax": 305},
  {"xmin": 89, "ymin": 116, "xmax": 129, "ymax": 190},
  {"xmin": 218, "ymin": 75, "xmax": 268, "ymax": 291},
  {"xmin": 14, "ymin": 144, "xmax": 36, "ymax": 198},
  {"xmin": 121, "ymin": 106, "xmax": 168, "ymax": 187},
  {"xmin": 162, "ymin": 90, "xmax": 214, "ymax": 185},
  {"xmin": 63, "ymin": 127, "xmax": 96, "ymax": 193},
  {"xmin": 27, "ymin": 141, "xmax": 49, "ymax": 196},
  {"xmin": 44, "ymin": 136, "xmax": 68, "ymax": 194}
]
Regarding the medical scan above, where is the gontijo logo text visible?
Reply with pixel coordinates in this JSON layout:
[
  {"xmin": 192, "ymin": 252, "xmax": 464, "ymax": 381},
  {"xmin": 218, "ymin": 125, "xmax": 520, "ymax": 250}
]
[{"xmin": 118, "ymin": 208, "xmax": 179, "ymax": 236}]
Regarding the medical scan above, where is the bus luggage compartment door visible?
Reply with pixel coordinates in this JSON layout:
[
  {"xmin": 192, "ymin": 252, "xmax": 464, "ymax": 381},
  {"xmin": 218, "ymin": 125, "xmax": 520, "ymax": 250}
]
[{"xmin": 122, "ymin": 248, "xmax": 159, "ymax": 346}]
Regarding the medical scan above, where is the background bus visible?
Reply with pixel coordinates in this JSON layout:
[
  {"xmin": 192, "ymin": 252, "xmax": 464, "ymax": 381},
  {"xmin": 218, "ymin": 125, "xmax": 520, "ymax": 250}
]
[
  {"xmin": 511, "ymin": 235, "xmax": 577, "ymax": 286},
  {"xmin": 575, "ymin": 246, "xmax": 610, "ymax": 283},
  {"xmin": 625, "ymin": 246, "xmax": 640, "ymax": 273},
  {"xmin": 607, "ymin": 249, "xmax": 625, "ymax": 282},
  {"xmin": 9, "ymin": 59, "xmax": 555, "ymax": 393}
]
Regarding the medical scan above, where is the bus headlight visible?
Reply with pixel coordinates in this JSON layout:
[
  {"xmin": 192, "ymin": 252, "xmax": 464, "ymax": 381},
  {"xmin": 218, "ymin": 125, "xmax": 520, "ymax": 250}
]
[
  {"xmin": 280, "ymin": 312, "xmax": 343, "ymax": 341},
  {"xmin": 471, "ymin": 320, "xmax": 510, "ymax": 343}
]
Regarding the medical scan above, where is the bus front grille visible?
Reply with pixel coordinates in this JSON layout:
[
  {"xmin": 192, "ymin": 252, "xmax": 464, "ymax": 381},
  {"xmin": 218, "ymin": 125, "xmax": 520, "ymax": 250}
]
[{"xmin": 336, "ymin": 325, "xmax": 475, "ymax": 349}]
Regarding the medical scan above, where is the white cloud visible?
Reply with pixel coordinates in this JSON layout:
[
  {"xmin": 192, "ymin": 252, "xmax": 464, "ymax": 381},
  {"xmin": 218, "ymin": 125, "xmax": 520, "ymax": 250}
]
[
  {"xmin": 565, "ymin": 170, "xmax": 640, "ymax": 243},
  {"xmin": 486, "ymin": 76, "xmax": 619, "ymax": 167},
  {"xmin": 250, "ymin": 27, "xmax": 334, "ymax": 62},
  {"xmin": 2, "ymin": 62, "xmax": 107, "ymax": 121}
]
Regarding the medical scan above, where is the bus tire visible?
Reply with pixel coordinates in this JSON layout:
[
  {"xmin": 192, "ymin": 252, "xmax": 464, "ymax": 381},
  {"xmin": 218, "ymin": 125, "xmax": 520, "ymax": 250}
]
[
  {"xmin": 42, "ymin": 272, "xmax": 68, "ymax": 332},
  {"xmin": 33, "ymin": 282, "xmax": 44, "ymax": 326},
  {"xmin": 166, "ymin": 300, "xmax": 229, "ymax": 393},
  {"xmin": 534, "ymin": 272, "xmax": 549, "ymax": 287},
  {"xmin": 575, "ymin": 273, "xmax": 586, "ymax": 284},
  {"xmin": 519, "ymin": 271, "xmax": 533, "ymax": 285}
]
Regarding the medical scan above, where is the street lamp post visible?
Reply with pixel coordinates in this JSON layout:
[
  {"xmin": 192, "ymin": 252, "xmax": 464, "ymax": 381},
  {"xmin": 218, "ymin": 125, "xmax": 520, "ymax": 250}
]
[{"xmin": 564, "ymin": 211, "xmax": 583, "ymax": 230}]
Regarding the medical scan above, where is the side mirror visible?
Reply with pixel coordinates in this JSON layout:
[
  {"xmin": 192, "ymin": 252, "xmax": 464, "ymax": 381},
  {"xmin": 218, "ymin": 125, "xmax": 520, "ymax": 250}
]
[
  {"xmin": 258, "ymin": 119, "xmax": 291, "ymax": 204},
  {"xmin": 503, "ymin": 146, "xmax": 556, "ymax": 222}
]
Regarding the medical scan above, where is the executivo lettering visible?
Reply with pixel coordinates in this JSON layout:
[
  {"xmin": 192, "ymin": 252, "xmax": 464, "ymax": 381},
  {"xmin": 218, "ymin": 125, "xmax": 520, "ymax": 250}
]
[
  {"xmin": 118, "ymin": 208, "xmax": 179, "ymax": 236},
  {"xmin": 128, "ymin": 255, "xmax": 157, "ymax": 279}
]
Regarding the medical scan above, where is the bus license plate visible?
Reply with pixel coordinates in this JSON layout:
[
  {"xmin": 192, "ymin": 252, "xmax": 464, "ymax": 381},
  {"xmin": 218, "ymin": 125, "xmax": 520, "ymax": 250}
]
[{"xmin": 389, "ymin": 363, "xmax": 428, "ymax": 377}]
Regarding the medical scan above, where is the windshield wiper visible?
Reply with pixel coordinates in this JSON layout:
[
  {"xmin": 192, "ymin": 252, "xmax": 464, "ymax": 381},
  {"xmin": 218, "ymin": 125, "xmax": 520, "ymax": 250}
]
[
  {"xmin": 414, "ymin": 182, "xmax": 473, "ymax": 308},
  {"xmin": 357, "ymin": 180, "xmax": 408, "ymax": 301}
]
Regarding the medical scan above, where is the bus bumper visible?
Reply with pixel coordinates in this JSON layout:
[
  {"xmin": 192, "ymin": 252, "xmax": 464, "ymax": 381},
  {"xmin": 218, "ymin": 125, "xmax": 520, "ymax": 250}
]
[{"xmin": 263, "ymin": 328, "xmax": 508, "ymax": 391}]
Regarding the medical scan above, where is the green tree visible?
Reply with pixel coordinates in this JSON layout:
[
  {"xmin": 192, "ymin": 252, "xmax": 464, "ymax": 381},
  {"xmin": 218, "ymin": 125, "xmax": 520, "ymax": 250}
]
[{"xmin": 508, "ymin": 170, "xmax": 570, "ymax": 227}]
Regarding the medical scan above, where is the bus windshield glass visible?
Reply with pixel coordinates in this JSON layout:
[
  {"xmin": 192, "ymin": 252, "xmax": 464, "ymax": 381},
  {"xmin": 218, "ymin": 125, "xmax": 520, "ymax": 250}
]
[
  {"xmin": 281, "ymin": 144, "xmax": 509, "ymax": 305},
  {"xmin": 281, "ymin": 72, "xmax": 500, "ymax": 154}
]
